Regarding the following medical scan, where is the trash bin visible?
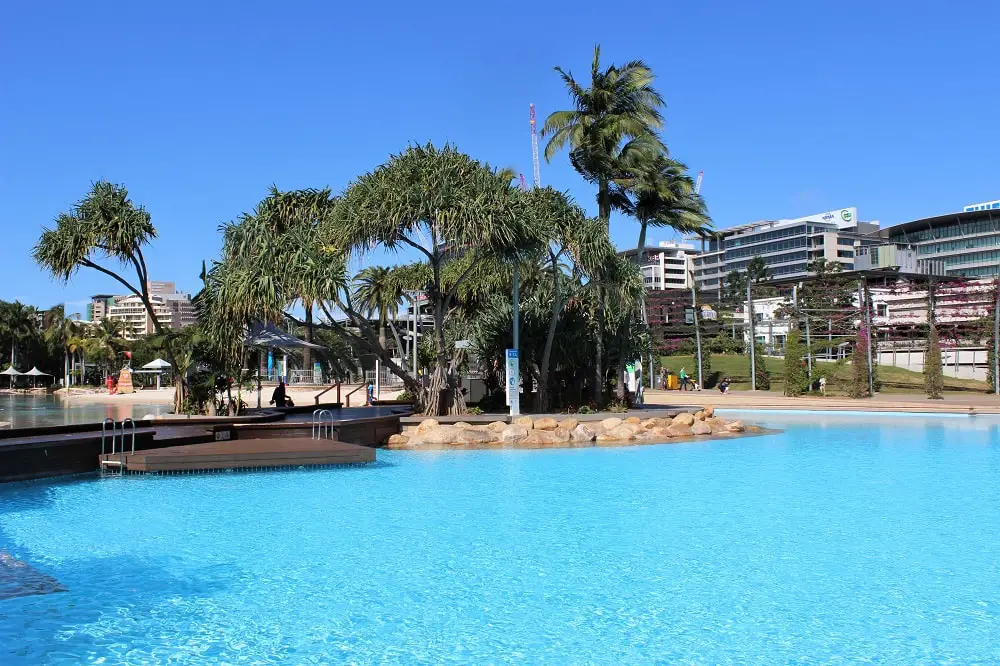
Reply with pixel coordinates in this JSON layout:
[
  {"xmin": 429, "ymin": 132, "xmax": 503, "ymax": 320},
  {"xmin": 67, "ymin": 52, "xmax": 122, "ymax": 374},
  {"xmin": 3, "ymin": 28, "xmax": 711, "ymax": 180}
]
[{"xmin": 667, "ymin": 373, "xmax": 679, "ymax": 390}]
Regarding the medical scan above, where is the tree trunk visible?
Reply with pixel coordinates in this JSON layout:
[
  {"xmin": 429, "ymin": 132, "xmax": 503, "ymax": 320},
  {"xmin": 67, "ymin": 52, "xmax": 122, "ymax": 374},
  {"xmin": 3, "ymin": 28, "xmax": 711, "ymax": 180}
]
[
  {"xmin": 636, "ymin": 220, "xmax": 648, "ymax": 260},
  {"xmin": 538, "ymin": 254, "xmax": 563, "ymax": 413},
  {"xmin": 594, "ymin": 286, "xmax": 605, "ymax": 405},
  {"xmin": 302, "ymin": 302, "xmax": 313, "ymax": 371},
  {"xmin": 64, "ymin": 351, "xmax": 69, "ymax": 388},
  {"xmin": 615, "ymin": 356, "xmax": 627, "ymax": 402}
]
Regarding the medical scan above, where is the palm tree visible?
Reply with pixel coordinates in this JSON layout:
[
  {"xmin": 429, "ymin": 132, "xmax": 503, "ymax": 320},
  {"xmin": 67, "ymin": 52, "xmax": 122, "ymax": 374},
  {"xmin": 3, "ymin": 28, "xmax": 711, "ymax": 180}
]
[
  {"xmin": 354, "ymin": 266, "xmax": 403, "ymax": 353},
  {"xmin": 616, "ymin": 154, "xmax": 711, "ymax": 256},
  {"xmin": 0, "ymin": 301, "xmax": 40, "ymax": 369},
  {"xmin": 542, "ymin": 45, "xmax": 665, "ymax": 226}
]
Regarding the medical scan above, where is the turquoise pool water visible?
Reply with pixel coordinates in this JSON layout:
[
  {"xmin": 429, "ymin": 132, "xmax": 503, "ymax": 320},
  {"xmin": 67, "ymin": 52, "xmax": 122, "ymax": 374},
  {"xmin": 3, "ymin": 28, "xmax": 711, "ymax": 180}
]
[{"xmin": 1, "ymin": 411, "xmax": 999, "ymax": 664}]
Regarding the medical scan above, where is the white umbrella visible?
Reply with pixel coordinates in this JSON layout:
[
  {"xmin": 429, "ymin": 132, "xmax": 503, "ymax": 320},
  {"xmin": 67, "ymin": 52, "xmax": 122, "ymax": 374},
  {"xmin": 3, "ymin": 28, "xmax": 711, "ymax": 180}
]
[
  {"xmin": 0, "ymin": 366, "xmax": 22, "ymax": 390},
  {"xmin": 142, "ymin": 358, "xmax": 171, "ymax": 390},
  {"xmin": 24, "ymin": 367, "xmax": 50, "ymax": 389}
]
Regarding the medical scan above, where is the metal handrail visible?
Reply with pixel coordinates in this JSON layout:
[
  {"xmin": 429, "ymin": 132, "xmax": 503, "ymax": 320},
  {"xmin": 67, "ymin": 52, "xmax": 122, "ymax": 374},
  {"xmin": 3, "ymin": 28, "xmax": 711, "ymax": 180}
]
[
  {"xmin": 120, "ymin": 418, "xmax": 136, "ymax": 469},
  {"xmin": 312, "ymin": 409, "xmax": 334, "ymax": 440},
  {"xmin": 344, "ymin": 384, "xmax": 365, "ymax": 408},
  {"xmin": 101, "ymin": 418, "xmax": 117, "ymax": 457}
]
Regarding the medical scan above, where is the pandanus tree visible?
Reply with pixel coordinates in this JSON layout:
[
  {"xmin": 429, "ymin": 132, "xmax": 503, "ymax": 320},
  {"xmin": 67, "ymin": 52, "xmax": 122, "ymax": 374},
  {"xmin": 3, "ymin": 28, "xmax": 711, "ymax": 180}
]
[
  {"xmin": 328, "ymin": 143, "xmax": 541, "ymax": 415},
  {"xmin": 33, "ymin": 181, "xmax": 189, "ymax": 410}
]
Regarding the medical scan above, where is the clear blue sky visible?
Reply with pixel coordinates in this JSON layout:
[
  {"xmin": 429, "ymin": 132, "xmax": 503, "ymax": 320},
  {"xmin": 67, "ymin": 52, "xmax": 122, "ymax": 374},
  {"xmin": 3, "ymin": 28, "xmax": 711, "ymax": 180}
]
[{"xmin": 2, "ymin": 1, "xmax": 998, "ymax": 311}]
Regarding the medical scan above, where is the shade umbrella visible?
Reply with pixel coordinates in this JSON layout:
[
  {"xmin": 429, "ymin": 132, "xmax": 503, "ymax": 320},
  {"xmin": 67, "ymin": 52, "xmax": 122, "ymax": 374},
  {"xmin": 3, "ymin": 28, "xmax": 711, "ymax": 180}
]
[
  {"xmin": 0, "ymin": 366, "xmax": 22, "ymax": 390},
  {"xmin": 245, "ymin": 323, "xmax": 322, "ymax": 408},
  {"xmin": 142, "ymin": 358, "xmax": 172, "ymax": 390},
  {"xmin": 24, "ymin": 367, "xmax": 50, "ymax": 389}
]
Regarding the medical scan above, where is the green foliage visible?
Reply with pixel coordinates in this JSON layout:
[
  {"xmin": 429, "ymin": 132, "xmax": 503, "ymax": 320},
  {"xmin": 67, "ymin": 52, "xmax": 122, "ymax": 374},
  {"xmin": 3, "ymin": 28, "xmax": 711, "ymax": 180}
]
[
  {"xmin": 782, "ymin": 329, "xmax": 808, "ymax": 397},
  {"xmin": 577, "ymin": 405, "xmax": 594, "ymax": 415},
  {"xmin": 749, "ymin": 342, "xmax": 771, "ymax": 390},
  {"xmin": 848, "ymin": 327, "xmax": 871, "ymax": 399},
  {"xmin": 467, "ymin": 406, "xmax": 483, "ymax": 415},
  {"xmin": 925, "ymin": 323, "xmax": 944, "ymax": 399},
  {"xmin": 395, "ymin": 389, "xmax": 415, "ymax": 402},
  {"xmin": 707, "ymin": 333, "xmax": 743, "ymax": 355},
  {"xmin": 606, "ymin": 399, "xmax": 629, "ymax": 413},
  {"xmin": 698, "ymin": 350, "xmax": 712, "ymax": 386}
]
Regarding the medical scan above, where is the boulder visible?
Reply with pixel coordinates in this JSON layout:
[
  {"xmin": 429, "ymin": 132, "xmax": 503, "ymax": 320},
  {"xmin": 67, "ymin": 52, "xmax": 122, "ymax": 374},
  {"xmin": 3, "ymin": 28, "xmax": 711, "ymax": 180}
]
[
  {"xmin": 600, "ymin": 417, "xmax": 623, "ymax": 431},
  {"xmin": 624, "ymin": 416, "xmax": 642, "ymax": 425},
  {"xmin": 571, "ymin": 424, "xmax": 597, "ymax": 442},
  {"xmin": 694, "ymin": 410, "xmax": 706, "ymax": 421},
  {"xmin": 500, "ymin": 425, "xmax": 530, "ymax": 444},
  {"xmin": 533, "ymin": 417, "xmax": 559, "ymax": 431},
  {"xmin": 386, "ymin": 433, "xmax": 410, "ymax": 448},
  {"xmin": 416, "ymin": 418, "xmax": 440, "ymax": 434},
  {"xmin": 412, "ymin": 425, "xmax": 458, "ymax": 446},
  {"xmin": 454, "ymin": 428, "xmax": 497, "ymax": 445},
  {"xmin": 513, "ymin": 416, "xmax": 534, "ymax": 429},
  {"xmin": 667, "ymin": 424, "xmax": 694, "ymax": 437},
  {"xmin": 691, "ymin": 421, "xmax": 713, "ymax": 435},
  {"xmin": 650, "ymin": 426, "xmax": 674, "ymax": 439},
  {"xmin": 551, "ymin": 427, "xmax": 572, "ymax": 443},
  {"xmin": 522, "ymin": 430, "xmax": 560, "ymax": 447},
  {"xmin": 603, "ymin": 424, "xmax": 637, "ymax": 441},
  {"xmin": 726, "ymin": 420, "xmax": 746, "ymax": 433},
  {"xmin": 707, "ymin": 417, "xmax": 728, "ymax": 433},
  {"xmin": 671, "ymin": 412, "xmax": 695, "ymax": 427},
  {"xmin": 558, "ymin": 417, "xmax": 579, "ymax": 431},
  {"xmin": 487, "ymin": 421, "xmax": 508, "ymax": 433},
  {"xmin": 703, "ymin": 405, "xmax": 715, "ymax": 418},
  {"xmin": 640, "ymin": 418, "xmax": 661, "ymax": 430},
  {"xmin": 453, "ymin": 421, "xmax": 472, "ymax": 429}
]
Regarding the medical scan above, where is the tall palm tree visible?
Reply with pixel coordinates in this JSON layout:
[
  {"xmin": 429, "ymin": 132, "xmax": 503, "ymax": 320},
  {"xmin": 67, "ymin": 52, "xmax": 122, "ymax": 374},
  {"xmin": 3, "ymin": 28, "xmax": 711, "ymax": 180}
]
[
  {"xmin": 615, "ymin": 154, "xmax": 711, "ymax": 256},
  {"xmin": 0, "ymin": 301, "xmax": 40, "ymax": 369},
  {"xmin": 542, "ymin": 45, "xmax": 665, "ymax": 226},
  {"xmin": 354, "ymin": 266, "xmax": 403, "ymax": 352},
  {"xmin": 42, "ymin": 305, "xmax": 79, "ymax": 386}
]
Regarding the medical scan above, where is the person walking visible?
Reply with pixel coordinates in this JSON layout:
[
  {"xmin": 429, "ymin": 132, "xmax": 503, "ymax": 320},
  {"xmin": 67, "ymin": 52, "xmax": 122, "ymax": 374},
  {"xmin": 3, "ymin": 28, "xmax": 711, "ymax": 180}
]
[{"xmin": 679, "ymin": 367, "xmax": 689, "ymax": 391}]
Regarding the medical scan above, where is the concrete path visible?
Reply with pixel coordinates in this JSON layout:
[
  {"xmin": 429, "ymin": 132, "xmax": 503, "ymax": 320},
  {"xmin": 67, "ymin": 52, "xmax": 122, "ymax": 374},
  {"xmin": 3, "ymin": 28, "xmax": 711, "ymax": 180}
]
[{"xmin": 643, "ymin": 389, "xmax": 1000, "ymax": 414}]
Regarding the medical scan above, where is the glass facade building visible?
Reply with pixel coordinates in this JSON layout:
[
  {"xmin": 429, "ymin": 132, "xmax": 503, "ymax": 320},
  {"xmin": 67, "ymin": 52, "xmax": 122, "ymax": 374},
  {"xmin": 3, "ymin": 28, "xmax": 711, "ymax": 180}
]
[{"xmin": 879, "ymin": 207, "xmax": 1000, "ymax": 278}]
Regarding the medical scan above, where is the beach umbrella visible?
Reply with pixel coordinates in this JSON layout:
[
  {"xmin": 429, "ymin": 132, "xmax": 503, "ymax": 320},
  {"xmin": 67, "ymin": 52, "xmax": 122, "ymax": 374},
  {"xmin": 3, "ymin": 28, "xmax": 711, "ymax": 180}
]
[
  {"xmin": 24, "ymin": 367, "xmax": 50, "ymax": 389},
  {"xmin": 0, "ymin": 366, "xmax": 22, "ymax": 390}
]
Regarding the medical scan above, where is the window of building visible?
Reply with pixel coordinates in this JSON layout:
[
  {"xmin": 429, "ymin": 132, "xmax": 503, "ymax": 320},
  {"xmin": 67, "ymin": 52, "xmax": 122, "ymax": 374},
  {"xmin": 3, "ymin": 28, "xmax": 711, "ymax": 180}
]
[{"xmin": 876, "ymin": 304, "xmax": 888, "ymax": 317}]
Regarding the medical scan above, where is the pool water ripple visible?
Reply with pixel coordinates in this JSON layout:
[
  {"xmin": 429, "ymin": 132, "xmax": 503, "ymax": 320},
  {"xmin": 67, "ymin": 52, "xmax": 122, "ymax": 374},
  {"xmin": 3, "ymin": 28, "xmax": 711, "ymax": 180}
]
[{"xmin": 1, "ymin": 411, "xmax": 999, "ymax": 663}]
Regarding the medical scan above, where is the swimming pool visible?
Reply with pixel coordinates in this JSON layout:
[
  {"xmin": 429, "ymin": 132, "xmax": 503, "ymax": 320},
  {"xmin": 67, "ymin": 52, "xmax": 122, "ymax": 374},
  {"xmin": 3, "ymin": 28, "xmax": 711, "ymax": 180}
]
[{"xmin": 1, "ymin": 411, "xmax": 998, "ymax": 663}]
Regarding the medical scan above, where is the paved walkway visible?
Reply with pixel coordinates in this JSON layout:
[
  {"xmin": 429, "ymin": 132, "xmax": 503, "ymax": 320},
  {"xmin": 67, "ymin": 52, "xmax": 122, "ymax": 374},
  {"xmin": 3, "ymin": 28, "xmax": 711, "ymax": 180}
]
[{"xmin": 643, "ymin": 389, "xmax": 1000, "ymax": 414}]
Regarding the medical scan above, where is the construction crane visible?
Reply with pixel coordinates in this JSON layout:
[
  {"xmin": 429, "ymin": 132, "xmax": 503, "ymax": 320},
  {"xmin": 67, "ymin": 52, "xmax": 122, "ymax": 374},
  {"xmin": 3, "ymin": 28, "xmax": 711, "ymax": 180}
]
[
  {"xmin": 695, "ymin": 170, "xmax": 704, "ymax": 195},
  {"xmin": 529, "ymin": 104, "xmax": 541, "ymax": 188}
]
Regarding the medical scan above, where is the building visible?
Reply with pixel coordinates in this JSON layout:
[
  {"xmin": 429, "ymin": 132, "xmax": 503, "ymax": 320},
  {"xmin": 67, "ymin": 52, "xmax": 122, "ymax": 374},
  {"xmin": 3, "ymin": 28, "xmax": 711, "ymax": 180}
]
[
  {"xmin": 691, "ymin": 207, "xmax": 881, "ymax": 295},
  {"xmin": 620, "ymin": 241, "xmax": 699, "ymax": 290},
  {"xmin": 645, "ymin": 289, "xmax": 721, "ymax": 353},
  {"xmin": 875, "ymin": 200, "xmax": 1000, "ymax": 278},
  {"xmin": 854, "ymin": 244, "xmax": 944, "ymax": 275},
  {"xmin": 90, "ymin": 281, "xmax": 196, "ymax": 339}
]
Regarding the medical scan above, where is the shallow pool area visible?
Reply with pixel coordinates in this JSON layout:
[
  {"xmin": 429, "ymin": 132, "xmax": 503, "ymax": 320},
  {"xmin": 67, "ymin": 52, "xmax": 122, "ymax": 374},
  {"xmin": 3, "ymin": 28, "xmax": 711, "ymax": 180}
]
[
  {"xmin": 0, "ymin": 394, "xmax": 171, "ymax": 429},
  {"xmin": 1, "ymin": 411, "xmax": 999, "ymax": 663}
]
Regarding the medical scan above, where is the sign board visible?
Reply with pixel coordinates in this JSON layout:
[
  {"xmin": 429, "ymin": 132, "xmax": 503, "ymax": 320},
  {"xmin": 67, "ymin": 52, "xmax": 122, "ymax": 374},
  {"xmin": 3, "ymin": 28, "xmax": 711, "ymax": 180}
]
[
  {"xmin": 116, "ymin": 367, "xmax": 134, "ymax": 394},
  {"xmin": 788, "ymin": 207, "xmax": 858, "ymax": 229},
  {"xmin": 505, "ymin": 349, "xmax": 520, "ymax": 415},
  {"xmin": 454, "ymin": 340, "xmax": 471, "ymax": 349},
  {"xmin": 684, "ymin": 307, "xmax": 695, "ymax": 324},
  {"xmin": 313, "ymin": 362, "xmax": 322, "ymax": 385}
]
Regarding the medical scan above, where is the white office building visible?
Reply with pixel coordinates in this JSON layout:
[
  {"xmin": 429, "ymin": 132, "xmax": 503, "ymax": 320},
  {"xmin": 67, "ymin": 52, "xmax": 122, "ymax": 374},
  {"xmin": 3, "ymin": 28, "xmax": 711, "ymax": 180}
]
[{"xmin": 620, "ymin": 241, "xmax": 699, "ymax": 290}]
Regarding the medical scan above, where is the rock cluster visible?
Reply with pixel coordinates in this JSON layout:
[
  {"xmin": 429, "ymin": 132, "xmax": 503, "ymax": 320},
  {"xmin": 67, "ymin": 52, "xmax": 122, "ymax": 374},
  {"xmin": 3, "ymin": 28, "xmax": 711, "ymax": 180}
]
[{"xmin": 386, "ymin": 407, "xmax": 751, "ymax": 450}]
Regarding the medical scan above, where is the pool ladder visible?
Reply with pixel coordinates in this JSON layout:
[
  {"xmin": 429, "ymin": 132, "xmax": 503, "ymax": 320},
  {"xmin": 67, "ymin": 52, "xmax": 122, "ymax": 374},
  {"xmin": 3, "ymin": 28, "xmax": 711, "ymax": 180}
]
[
  {"xmin": 100, "ymin": 418, "xmax": 136, "ymax": 476},
  {"xmin": 312, "ymin": 409, "xmax": 334, "ymax": 440}
]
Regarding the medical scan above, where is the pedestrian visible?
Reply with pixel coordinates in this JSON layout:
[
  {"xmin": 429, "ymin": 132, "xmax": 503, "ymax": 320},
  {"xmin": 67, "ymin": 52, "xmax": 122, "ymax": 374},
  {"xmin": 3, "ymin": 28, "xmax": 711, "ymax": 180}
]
[
  {"xmin": 365, "ymin": 380, "xmax": 375, "ymax": 406},
  {"xmin": 819, "ymin": 376, "xmax": 827, "ymax": 396},
  {"xmin": 658, "ymin": 367, "xmax": 667, "ymax": 390},
  {"xmin": 679, "ymin": 367, "xmax": 689, "ymax": 391}
]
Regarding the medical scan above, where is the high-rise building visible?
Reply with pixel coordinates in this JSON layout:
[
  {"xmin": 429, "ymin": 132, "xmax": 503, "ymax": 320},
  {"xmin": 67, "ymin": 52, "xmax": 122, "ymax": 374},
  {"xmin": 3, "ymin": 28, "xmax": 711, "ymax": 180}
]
[
  {"xmin": 619, "ymin": 241, "xmax": 699, "ymax": 290},
  {"xmin": 90, "ymin": 281, "xmax": 197, "ymax": 339},
  {"xmin": 691, "ymin": 207, "xmax": 880, "ymax": 295}
]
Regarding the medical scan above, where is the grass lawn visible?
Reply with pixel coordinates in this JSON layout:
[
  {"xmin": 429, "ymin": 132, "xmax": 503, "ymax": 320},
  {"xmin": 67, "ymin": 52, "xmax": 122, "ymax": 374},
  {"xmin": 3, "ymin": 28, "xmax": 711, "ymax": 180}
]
[{"xmin": 658, "ymin": 354, "xmax": 989, "ymax": 395}]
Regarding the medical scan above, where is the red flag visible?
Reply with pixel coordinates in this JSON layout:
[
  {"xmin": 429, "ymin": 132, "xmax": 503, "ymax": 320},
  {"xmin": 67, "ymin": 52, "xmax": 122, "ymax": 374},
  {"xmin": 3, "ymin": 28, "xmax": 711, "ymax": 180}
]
[{"xmin": 125, "ymin": 351, "xmax": 132, "ymax": 359}]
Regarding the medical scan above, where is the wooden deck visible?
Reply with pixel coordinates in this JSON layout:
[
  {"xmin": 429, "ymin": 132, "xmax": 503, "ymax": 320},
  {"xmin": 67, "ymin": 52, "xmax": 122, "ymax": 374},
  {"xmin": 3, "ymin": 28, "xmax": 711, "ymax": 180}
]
[{"xmin": 98, "ymin": 438, "xmax": 374, "ymax": 474}]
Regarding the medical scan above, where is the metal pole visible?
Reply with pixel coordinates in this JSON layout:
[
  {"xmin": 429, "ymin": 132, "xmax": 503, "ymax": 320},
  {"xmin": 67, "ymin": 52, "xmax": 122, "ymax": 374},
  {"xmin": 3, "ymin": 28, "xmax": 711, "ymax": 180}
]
[
  {"xmin": 805, "ymin": 313, "xmax": 813, "ymax": 381},
  {"xmin": 859, "ymin": 280, "xmax": 874, "ymax": 396},
  {"xmin": 412, "ymin": 293, "xmax": 418, "ymax": 379},
  {"xmin": 512, "ymin": 264, "xmax": 520, "ymax": 352},
  {"xmin": 994, "ymin": 278, "xmax": 999, "ymax": 395},
  {"xmin": 747, "ymin": 278, "xmax": 756, "ymax": 391},
  {"xmin": 691, "ymin": 279, "xmax": 703, "ymax": 391}
]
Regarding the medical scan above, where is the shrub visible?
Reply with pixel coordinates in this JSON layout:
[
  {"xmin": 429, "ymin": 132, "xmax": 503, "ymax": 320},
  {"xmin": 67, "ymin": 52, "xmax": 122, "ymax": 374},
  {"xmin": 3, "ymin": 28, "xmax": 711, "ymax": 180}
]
[
  {"xmin": 925, "ymin": 323, "xmax": 944, "ymax": 400},
  {"xmin": 748, "ymin": 342, "xmax": 771, "ymax": 390},
  {"xmin": 783, "ymin": 330, "xmax": 808, "ymax": 397},
  {"xmin": 395, "ymin": 389, "xmax": 415, "ymax": 402}
]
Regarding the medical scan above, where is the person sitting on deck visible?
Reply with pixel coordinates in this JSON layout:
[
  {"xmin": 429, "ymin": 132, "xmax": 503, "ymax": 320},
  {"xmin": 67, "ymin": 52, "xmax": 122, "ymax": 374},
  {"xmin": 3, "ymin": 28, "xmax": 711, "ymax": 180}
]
[{"xmin": 269, "ymin": 378, "xmax": 294, "ymax": 407}]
